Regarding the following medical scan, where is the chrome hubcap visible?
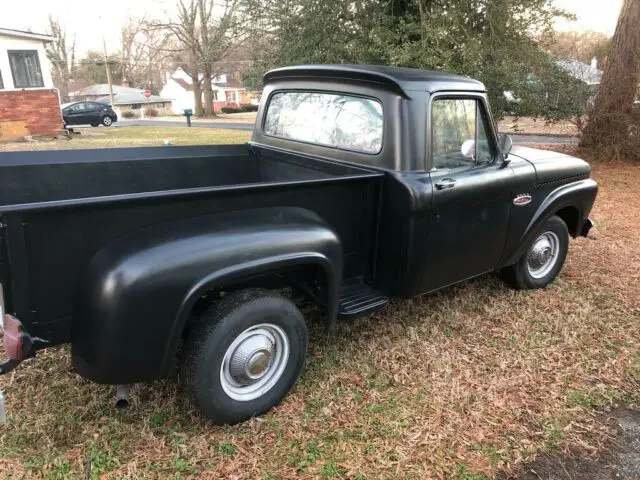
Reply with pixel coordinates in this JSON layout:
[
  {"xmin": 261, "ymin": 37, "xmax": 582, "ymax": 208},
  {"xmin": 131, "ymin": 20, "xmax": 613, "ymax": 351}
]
[
  {"xmin": 104, "ymin": 118, "xmax": 112, "ymax": 125},
  {"xmin": 220, "ymin": 323, "xmax": 289, "ymax": 401},
  {"xmin": 527, "ymin": 231, "xmax": 560, "ymax": 279}
]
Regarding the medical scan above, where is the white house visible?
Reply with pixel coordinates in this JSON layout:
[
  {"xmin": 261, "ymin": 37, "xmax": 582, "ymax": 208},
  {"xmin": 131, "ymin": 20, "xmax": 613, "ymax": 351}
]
[
  {"xmin": 0, "ymin": 27, "xmax": 63, "ymax": 140},
  {"xmin": 160, "ymin": 67, "xmax": 247, "ymax": 115},
  {"xmin": 0, "ymin": 28, "xmax": 55, "ymax": 91}
]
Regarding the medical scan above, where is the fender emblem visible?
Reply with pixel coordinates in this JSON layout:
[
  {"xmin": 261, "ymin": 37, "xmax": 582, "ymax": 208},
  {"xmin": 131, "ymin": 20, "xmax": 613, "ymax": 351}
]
[{"xmin": 513, "ymin": 194, "xmax": 532, "ymax": 206}]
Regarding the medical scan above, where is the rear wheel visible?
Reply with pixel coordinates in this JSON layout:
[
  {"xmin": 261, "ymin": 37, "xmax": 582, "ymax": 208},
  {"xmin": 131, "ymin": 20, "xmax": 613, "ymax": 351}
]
[
  {"xmin": 502, "ymin": 215, "xmax": 569, "ymax": 289},
  {"xmin": 182, "ymin": 289, "xmax": 308, "ymax": 425},
  {"xmin": 102, "ymin": 116, "xmax": 113, "ymax": 126}
]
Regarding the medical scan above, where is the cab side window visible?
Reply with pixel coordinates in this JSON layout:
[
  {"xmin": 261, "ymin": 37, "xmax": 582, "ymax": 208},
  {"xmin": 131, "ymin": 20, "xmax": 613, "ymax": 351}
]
[{"xmin": 431, "ymin": 98, "xmax": 495, "ymax": 169}]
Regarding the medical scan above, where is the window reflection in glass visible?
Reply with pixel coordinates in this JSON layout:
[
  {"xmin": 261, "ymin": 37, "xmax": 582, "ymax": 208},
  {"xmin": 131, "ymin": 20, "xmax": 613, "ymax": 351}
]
[
  {"xmin": 432, "ymin": 99, "xmax": 476, "ymax": 169},
  {"xmin": 431, "ymin": 98, "xmax": 494, "ymax": 169},
  {"xmin": 264, "ymin": 92, "xmax": 383, "ymax": 154},
  {"xmin": 8, "ymin": 51, "xmax": 44, "ymax": 88}
]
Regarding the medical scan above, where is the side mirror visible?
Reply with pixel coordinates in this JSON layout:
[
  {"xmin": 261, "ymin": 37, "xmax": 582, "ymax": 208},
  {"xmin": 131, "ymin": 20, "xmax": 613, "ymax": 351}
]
[
  {"xmin": 461, "ymin": 139, "xmax": 475, "ymax": 159},
  {"xmin": 498, "ymin": 134, "xmax": 513, "ymax": 165}
]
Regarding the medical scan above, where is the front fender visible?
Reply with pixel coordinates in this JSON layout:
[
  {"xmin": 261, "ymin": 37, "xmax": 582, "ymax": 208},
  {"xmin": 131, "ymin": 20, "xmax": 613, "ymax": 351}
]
[
  {"xmin": 502, "ymin": 178, "xmax": 597, "ymax": 266},
  {"xmin": 71, "ymin": 207, "xmax": 342, "ymax": 384}
]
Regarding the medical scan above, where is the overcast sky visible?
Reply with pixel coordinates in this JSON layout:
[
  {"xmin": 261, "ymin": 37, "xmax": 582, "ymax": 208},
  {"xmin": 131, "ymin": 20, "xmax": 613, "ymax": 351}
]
[{"xmin": 1, "ymin": 0, "xmax": 624, "ymax": 57}]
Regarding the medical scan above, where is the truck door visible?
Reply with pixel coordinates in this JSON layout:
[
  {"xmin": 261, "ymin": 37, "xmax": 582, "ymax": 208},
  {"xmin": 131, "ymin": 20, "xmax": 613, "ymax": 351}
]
[{"xmin": 422, "ymin": 95, "xmax": 513, "ymax": 290}]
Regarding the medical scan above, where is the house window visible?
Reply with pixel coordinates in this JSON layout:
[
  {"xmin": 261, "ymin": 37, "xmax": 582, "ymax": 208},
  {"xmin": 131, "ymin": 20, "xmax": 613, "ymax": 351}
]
[
  {"xmin": 8, "ymin": 50, "xmax": 44, "ymax": 88},
  {"xmin": 0, "ymin": 69, "xmax": 4, "ymax": 89}
]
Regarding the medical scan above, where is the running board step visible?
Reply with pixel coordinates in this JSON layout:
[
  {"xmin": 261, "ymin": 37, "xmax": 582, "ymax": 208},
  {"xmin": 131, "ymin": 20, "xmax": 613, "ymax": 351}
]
[{"xmin": 338, "ymin": 279, "xmax": 389, "ymax": 317}]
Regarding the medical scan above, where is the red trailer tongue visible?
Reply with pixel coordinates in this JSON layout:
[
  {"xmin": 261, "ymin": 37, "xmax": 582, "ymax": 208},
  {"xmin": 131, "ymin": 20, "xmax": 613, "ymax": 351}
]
[{"xmin": 2, "ymin": 313, "xmax": 27, "ymax": 360}]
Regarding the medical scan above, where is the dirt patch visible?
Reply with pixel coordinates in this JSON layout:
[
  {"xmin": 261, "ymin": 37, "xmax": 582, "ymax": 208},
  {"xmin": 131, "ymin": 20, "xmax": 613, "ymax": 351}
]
[{"xmin": 517, "ymin": 408, "xmax": 640, "ymax": 479}]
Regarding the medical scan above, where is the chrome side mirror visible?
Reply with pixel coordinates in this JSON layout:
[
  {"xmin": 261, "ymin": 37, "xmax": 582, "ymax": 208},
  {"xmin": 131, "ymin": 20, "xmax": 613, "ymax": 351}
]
[
  {"xmin": 498, "ymin": 134, "xmax": 513, "ymax": 157},
  {"xmin": 461, "ymin": 139, "xmax": 475, "ymax": 159},
  {"xmin": 498, "ymin": 134, "xmax": 513, "ymax": 166}
]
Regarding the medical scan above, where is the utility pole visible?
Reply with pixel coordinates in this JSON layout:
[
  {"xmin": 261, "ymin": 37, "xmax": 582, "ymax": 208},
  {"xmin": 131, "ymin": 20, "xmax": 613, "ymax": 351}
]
[{"xmin": 102, "ymin": 37, "xmax": 115, "ymax": 107}]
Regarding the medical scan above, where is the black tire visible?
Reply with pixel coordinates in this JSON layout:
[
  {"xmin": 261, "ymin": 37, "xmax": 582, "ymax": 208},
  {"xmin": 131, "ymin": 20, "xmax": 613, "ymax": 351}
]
[
  {"xmin": 102, "ymin": 116, "xmax": 113, "ymax": 127},
  {"xmin": 502, "ymin": 215, "xmax": 569, "ymax": 290},
  {"xmin": 182, "ymin": 289, "xmax": 308, "ymax": 425},
  {"xmin": 91, "ymin": 123, "xmax": 99, "ymax": 127}
]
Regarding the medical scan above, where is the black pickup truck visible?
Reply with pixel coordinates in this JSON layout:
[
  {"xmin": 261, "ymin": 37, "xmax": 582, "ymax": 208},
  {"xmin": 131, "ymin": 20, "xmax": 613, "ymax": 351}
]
[{"xmin": 0, "ymin": 65, "xmax": 597, "ymax": 425}]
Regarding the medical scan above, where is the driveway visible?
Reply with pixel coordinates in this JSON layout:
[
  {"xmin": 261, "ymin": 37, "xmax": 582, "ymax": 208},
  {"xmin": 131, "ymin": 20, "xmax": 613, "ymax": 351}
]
[
  {"xmin": 511, "ymin": 133, "xmax": 579, "ymax": 145},
  {"xmin": 118, "ymin": 119, "xmax": 579, "ymax": 145}
]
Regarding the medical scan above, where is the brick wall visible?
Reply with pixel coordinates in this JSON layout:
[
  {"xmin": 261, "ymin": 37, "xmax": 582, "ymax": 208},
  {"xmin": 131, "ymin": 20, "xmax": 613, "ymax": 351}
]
[{"xmin": 0, "ymin": 89, "xmax": 64, "ymax": 140}]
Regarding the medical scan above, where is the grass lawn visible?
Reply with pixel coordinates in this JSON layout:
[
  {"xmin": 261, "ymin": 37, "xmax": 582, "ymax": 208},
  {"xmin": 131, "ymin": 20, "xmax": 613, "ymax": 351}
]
[
  {"xmin": 0, "ymin": 126, "xmax": 251, "ymax": 152},
  {"xmin": 0, "ymin": 146, "xmax": 639, "ymax": 479}
]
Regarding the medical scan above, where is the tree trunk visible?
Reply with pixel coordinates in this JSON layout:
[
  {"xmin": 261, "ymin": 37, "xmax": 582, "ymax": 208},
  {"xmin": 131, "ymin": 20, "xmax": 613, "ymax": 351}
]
[
  {"xmin": 580, "ymin": 0, "xmax": 640, "ymax": 160},
  {"xmin": 193, "ymin": 81, "xmax": 204, "ymax": 116},
  {"xmin": 202, "ymin": 64, "xmax": 214, "ymax": 116},
  {"xmin": 198, "ymin": 0, "xmax": 215, "ymax": 117}
]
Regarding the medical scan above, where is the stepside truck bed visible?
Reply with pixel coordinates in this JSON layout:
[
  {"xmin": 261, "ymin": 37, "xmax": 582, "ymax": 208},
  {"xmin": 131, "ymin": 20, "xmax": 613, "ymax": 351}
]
[{"xmin": 0, "ymin": 144, "xmax": 382, "ymax": 347}]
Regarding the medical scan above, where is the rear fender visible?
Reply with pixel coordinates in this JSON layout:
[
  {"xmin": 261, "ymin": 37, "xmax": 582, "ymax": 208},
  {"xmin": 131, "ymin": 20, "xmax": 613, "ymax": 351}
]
[
  {"xmin": 71, "ymin": 207, "xmax": 342, "ymax": 384},
  {"xmin": 502, "ymin": 178, "xmax": 597, "ymax": 266}
]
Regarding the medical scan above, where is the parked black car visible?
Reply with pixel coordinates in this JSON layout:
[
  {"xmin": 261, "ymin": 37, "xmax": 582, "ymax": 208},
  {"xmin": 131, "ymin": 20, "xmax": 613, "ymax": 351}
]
[
  {"xmin": 61, "ymin": 101, "xmax": 118, "ymax": 127},
  {"xmin": 1, "ymin": 65, "xmax": 597, "ymax": 426}
]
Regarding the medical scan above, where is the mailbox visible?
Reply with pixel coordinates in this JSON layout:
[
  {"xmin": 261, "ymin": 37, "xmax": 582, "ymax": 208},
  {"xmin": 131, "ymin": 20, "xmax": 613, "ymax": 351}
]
[{"xmin": 183, "ymin": 109, "xmax": 193, "ymax": 127}]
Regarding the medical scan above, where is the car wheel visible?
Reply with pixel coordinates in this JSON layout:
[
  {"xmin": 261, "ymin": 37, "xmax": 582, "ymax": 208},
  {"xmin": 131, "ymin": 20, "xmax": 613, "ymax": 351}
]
[
  {"xmin": 182, "ymin": 288, "xmax": 308, "ymax": 425},
  {"xmin": 102, "ymin": 116, "xmax": 113, "ymax": 126},
  {"xmin": 502, "ymin": 215, "xmax": 569, "ymax": 290},
  {"xmin": 91, "ymin": 123, "xmax": 99, "ymax": 127}
]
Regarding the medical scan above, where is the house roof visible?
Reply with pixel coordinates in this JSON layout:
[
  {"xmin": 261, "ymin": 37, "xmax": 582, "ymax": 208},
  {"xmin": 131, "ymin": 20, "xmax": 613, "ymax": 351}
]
[
  {"xmin": 96, "ymin": 93, "xmax": 172, "ymax": 105},
  {"xmin": 170, "ymin": 76, "xmax": 245, "ymax": 91},
  {"xmin": 173, "ymin": 78, "xmax": 193, "ymax": 91},
  {"xmin": 555, "ymin": 60, "xmax": 603, "ymax": 85},
  {"xmin": 265, "ymin": 64, "xmax": 485, "ymax": 94},
  {"xmin": 69, "ymin": 84, "xmax": 145, "ymax": 97},
  {"xmin": 0, "ymin": 27, "xmax": 53, "ymax": 42}
]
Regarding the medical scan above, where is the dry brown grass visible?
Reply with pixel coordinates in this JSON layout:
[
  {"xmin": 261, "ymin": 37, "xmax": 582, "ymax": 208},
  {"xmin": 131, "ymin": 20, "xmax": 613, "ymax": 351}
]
[{"xmin": 0, "ymin": 151, "xmax": 639, "ymax": 479}]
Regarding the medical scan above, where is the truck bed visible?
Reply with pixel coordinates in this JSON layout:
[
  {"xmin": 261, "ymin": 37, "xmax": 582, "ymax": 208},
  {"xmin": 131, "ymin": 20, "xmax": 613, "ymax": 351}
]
[
  {"xmin": 0, "ymin": 144, "xmax": 371, "ymax": 207},
  {"xmin": 0, "ymin": 144, "xmax": 383, "ymax": 346}
]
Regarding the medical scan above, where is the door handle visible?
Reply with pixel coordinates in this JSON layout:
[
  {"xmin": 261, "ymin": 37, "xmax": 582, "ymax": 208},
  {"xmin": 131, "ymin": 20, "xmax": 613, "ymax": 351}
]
[{"xmin": 435, "ymin": 178, "xmax": 456, "ymax": 190}]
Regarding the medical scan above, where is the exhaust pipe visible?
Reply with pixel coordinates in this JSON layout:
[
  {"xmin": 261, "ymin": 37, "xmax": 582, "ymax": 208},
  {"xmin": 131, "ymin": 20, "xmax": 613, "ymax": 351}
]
[{"xmin": 115, "ymin": 384, "xmax": 130, "ymax": 409}]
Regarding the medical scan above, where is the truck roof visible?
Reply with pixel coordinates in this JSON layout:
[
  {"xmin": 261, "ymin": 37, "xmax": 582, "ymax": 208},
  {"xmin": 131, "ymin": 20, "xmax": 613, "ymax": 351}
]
[{"xmin": 264, "ymin": 64, "xmax": 485, "ymax": 96}]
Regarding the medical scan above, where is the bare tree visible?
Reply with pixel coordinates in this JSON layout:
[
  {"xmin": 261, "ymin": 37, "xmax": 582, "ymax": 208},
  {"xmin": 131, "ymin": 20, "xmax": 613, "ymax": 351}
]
[
  {"xmin": 540, "ymin": 30, "xmax": 611, "ymax": 66},
  {"xmin": 156, "ymin": 1, "xmax": 205, "ymax": 115},
  {"xmin": 46, "ymin": 16, "xmax": 76, "ymax": 101},
  {"xmin": 156, "ymin": 0, "xmax": 247, "ymax": 117},
  {"xmin": 121, "ymin": 17, "xmax": 174, "ymax": 91},
  {"xmin": 198, "ymin": 0, "xmax": 247, "ymax": 115},
  {"xmin": 581, "ymin": 0, "xmax": 640, "ymax": 159}
]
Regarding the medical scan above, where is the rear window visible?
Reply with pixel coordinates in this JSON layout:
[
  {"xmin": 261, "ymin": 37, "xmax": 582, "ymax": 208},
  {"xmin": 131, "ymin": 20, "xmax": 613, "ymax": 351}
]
[{"xmin": 263, "ymin": 91, "xmax": 383, "ymax": 154}]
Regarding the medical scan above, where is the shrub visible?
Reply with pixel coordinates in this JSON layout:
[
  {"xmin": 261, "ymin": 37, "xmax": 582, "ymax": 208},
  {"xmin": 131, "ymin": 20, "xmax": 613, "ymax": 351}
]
[
  {"xmin": 243, "ymin": 104, "xmax": 259, "ymax": 112},
  {"xmin": 221, "ymin": 106, "xmax": 239, "ymax": 114},
  {"xmin": 121, "ymin": 110, "xmax": 137, "ymax": 119},
  {"xmin": 144, "ymin": 107, "xmax": 159, "ymax": 117}
]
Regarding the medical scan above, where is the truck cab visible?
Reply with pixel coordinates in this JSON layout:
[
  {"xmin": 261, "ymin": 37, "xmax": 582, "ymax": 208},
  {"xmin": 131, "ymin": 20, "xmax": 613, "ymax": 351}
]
[
  {"xmin": 254, "ymin": 65, "xmax": 595, "ymax": 297},
  {"xmin": 0, "ymin": 65, "xmax": 597, "ymax": 425}
]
